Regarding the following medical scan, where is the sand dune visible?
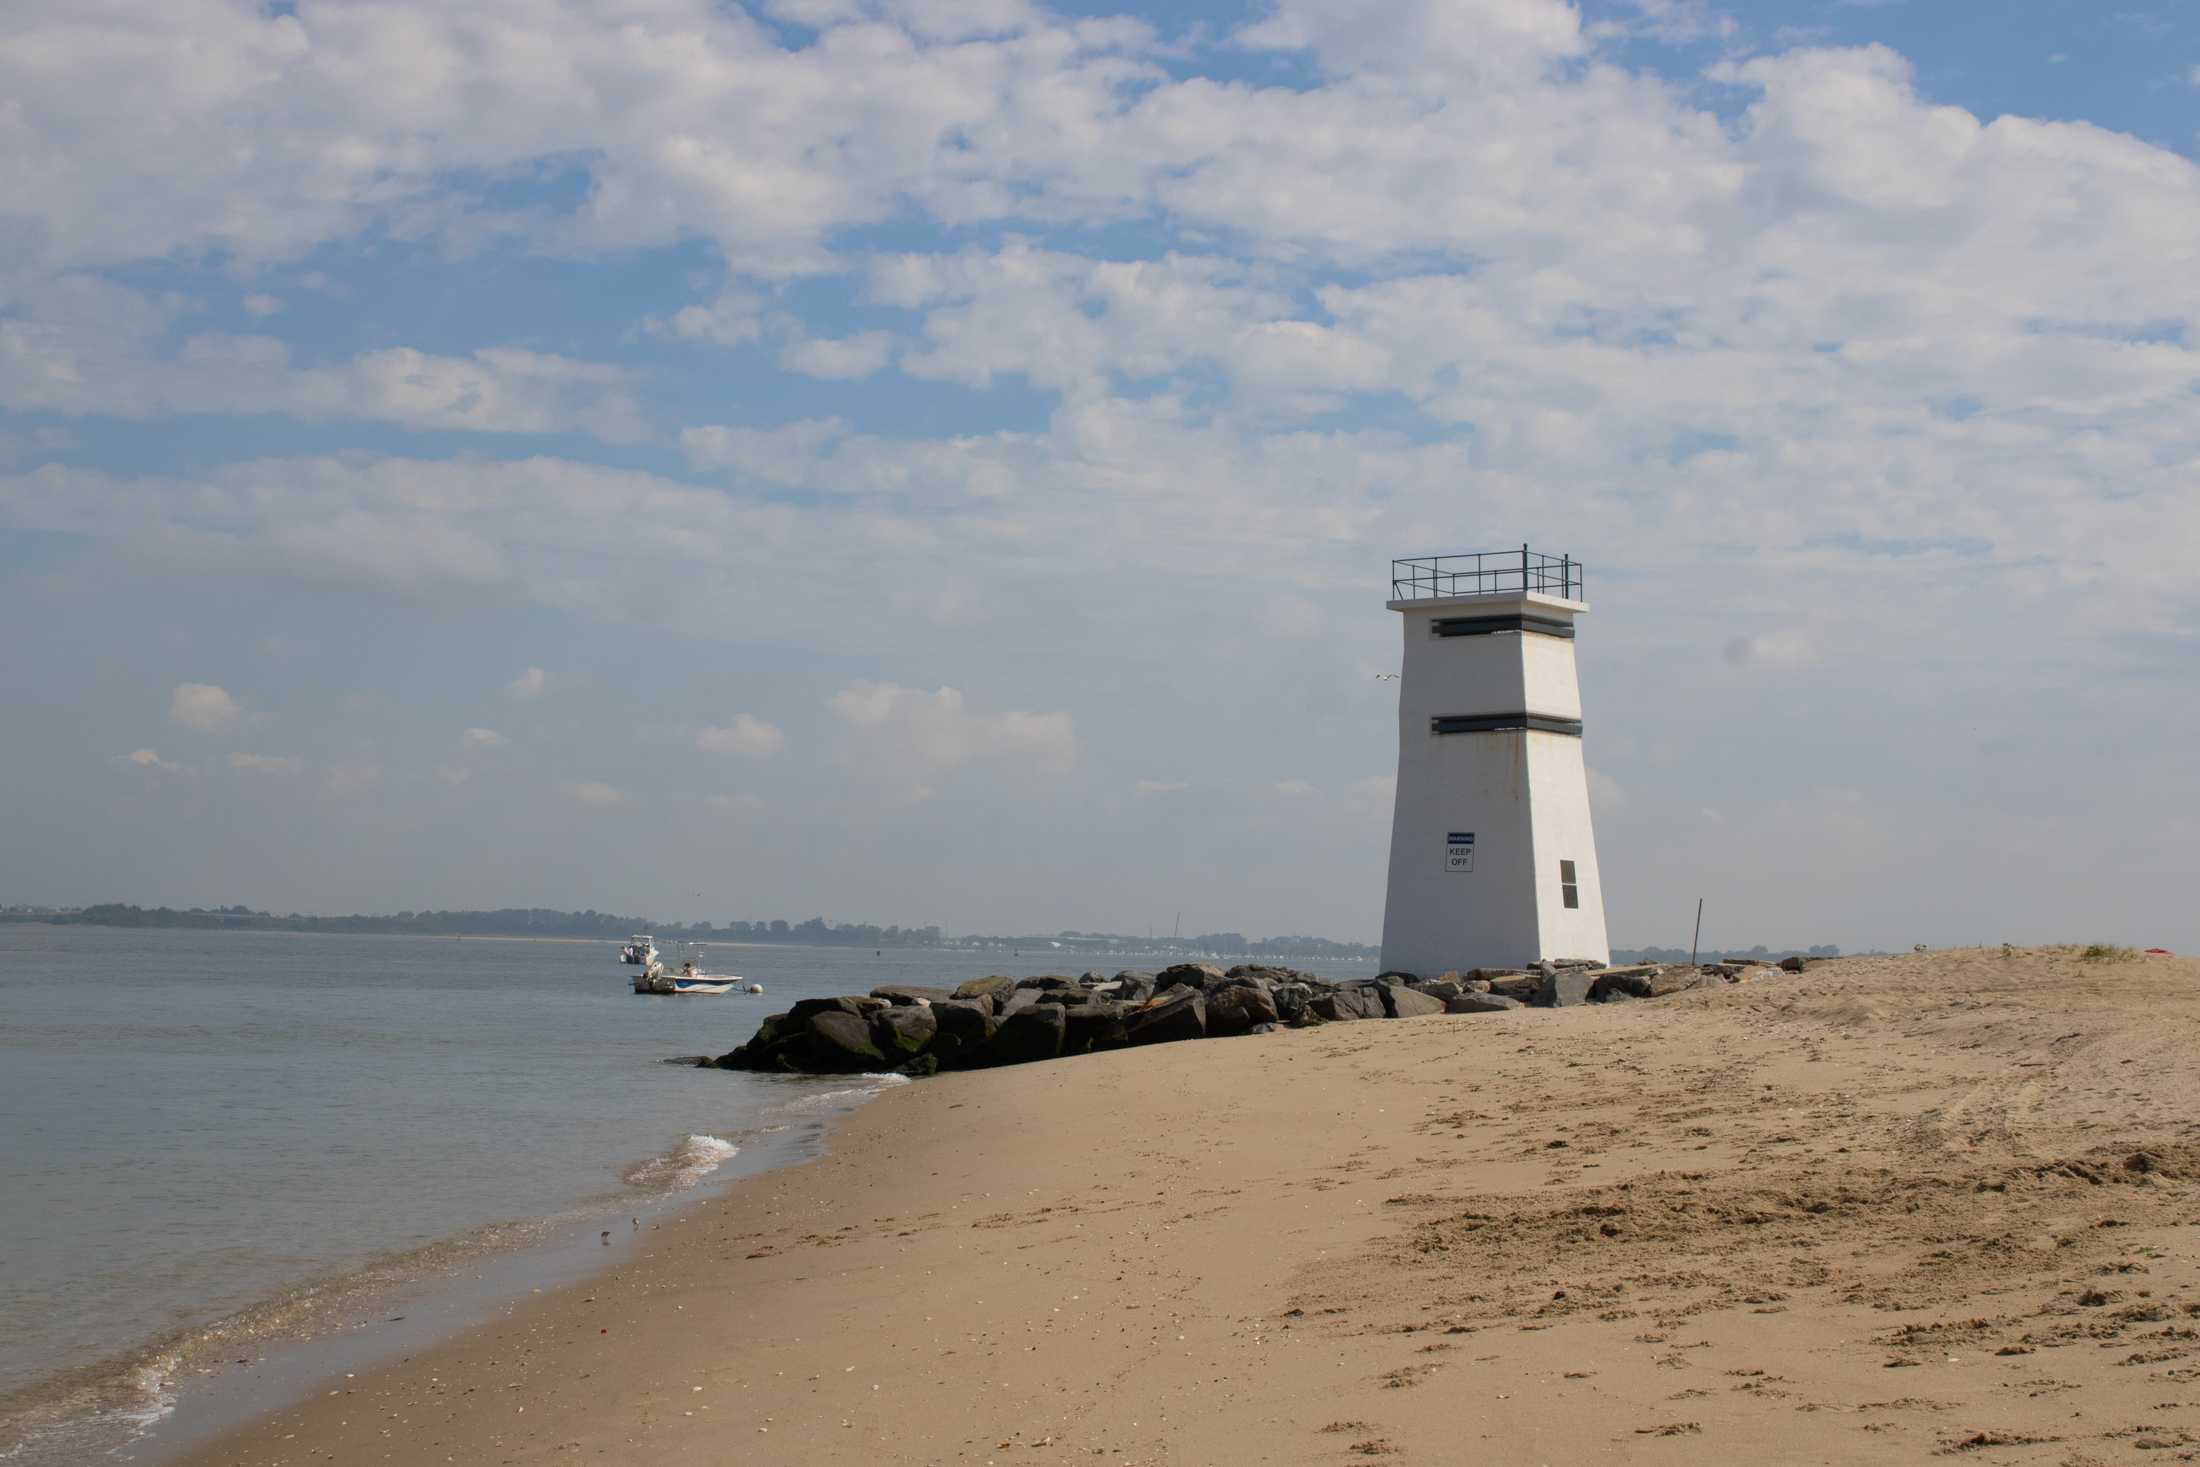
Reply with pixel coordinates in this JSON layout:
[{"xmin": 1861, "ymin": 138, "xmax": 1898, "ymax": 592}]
[{"xmin": 182, "ymin": 946, "xmax": 2200, "ymax": 1465}]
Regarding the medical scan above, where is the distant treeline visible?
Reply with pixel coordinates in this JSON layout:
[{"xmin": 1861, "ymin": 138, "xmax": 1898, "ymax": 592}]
[
  {"xmin": 4, "ymin": 904, "xmax": 1831, "ymax": 965},
  {"xmin": 7, "ymin": 904, "xmax": 945, "ymax": 946},
  {"xmin": 958, "ymin": 929, "xmax": 1379, "ymax": 959}
]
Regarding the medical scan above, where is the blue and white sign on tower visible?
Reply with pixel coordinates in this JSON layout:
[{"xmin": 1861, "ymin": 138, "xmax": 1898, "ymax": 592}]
[{"xmin": 1445, "ymin": 831, "xmax": 1476, "ymax": 873}]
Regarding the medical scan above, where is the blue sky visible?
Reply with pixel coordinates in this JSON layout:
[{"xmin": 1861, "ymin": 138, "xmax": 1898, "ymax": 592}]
[{"xmin": 3, "ymin": 0, "xmax": 2197, "ymax": 951}]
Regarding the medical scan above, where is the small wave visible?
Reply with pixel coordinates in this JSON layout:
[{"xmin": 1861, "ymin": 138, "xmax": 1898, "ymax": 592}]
[
  {"xmin": 621, "ymin": 1134, "xmax": 740, "ymax": 1193},
  {"xmin": 0, "ymin": 1349, "xmax": 176, "ymax": 1465}
]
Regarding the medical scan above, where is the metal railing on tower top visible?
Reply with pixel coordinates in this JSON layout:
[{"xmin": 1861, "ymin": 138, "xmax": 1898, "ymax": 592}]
[{"xmin": 1391, "ymin": 546, "xmax": 1583, "ymax": 601}]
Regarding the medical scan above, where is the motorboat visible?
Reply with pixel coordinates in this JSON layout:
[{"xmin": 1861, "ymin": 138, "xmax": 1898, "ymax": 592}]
[{"xmin": 632, "ymin": 944, "xmax": 742, "ymax": 996}]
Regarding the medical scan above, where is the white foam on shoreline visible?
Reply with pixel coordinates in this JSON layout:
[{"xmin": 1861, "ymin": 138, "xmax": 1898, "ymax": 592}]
[
  {"xmin": 0, "ymin": 1350, "xmax": 176, "ymax": 1466},
  {"xmin": 622, "ymin": 1134, "xmax": 740, "ymax": 1192},
  {"xmin": 774, "ymin": 1072, "xmax": 910, "ymax": 1112}
]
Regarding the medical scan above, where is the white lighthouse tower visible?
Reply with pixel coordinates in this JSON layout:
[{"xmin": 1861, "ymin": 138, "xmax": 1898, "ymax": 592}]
[{"xmin": 1379, "ymin": 547, "xmax": 1610, "ymax": 975}]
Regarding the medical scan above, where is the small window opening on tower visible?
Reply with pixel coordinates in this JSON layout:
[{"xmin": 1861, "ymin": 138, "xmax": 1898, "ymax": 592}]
[{"xmin": 1560, "ymin": 859, "xmax": 1579, "ymax": 909}]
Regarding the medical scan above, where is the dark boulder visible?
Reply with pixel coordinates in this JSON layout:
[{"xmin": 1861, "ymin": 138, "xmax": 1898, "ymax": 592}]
[
  {"xmin": 952, "ymin": 975, "xmax": 1018, "ymax": 1003},
  {"xmin": 1409, "ymin": 979, "xmax": 1463, "ymax": 1002},
  {"xmin": 1015, "ymin": 975, "xmax": 1077, "ymax": 991},
  {"xmin": 1487, "ymin": 974, "xmax": 1542, "ymax": 1002},
  {"xmin": 1155, "ymin": 962, "xmax": 1226, "ymax": 992},
  {"xmin": 1647, "ymin": 969, "xmax": 1721, "ymax": 998},
  {"xmin": 1112, "ymin": 971, "xmax": 1156, "ymax": 1002},
  {"xmin": 1038, "ymin": 989, "xmax": 1094, "ymax": 1007},
  {"xmin": 998, "ymin": 987, "xmax": 1045, "ymax": 1019},
  {"xmin": 1309, "ymin": 986, "xmax": 1385, "ymax": 1022},
  {"xmin": 1779, "ymin": 955, "xmax": 1811, "ymax": 973},
  {"xmin": 1534, "ymin": 970, "xmax": 1596, "ymax": 1008},
  {"xmin": 927, "ymin": 999, "xmax": 999, "ymax": 1067},
  {"xmin": 1385, "ymin": 983, "xmax": 1447, "ymax": 1018},
  {"xmin": 1127, "ymin": 990, "xmax": 1207, "ymax": 1045},
  {"xmin": 1447, "ymin": 993, "xmax": 1525, "ymax": 1014},
  {"xmin": 1589, "ymin": 972, "xmax": 1654, "ymax": 1002},
  {"xmin": 1376, "ymin": 969, "xmax": 1420, "ymax": 983},
  {"xmin": 870, "ymin": 1003, "xmax": 939, "ymax": 1060},
  {"xmin": 985, "ymin": 1003, "xmax": 1066, "ymax": 1066},
  {"xmin": 808, "ymin": 1010, "xmax": 889, "ymax": 1071},
  {"xmin": 1272, "ymin": 982, "xmax": 1311, "ymax": 1022},
  {"xmin": 1205, "ymin": 983, "xmax": 1281, "ymax": 1036},
  {"xmin": 789, "ymin": 995, "xmax": 868, "ymax": 1025},
  {"xmin": 736, "ymin": 1010, "xmax": 793, "ymax": 1053},
  {"xmin": 870, "ymin": 983, "xmax": 955, "ymax": 1006},
  {"xmin": 1063, "ymin": 1000, "xmax": 1130, "ymax": 1054},
  {"xmin": 715, "ymin": 1011, "xmax": 811, "ymax": 1071}
]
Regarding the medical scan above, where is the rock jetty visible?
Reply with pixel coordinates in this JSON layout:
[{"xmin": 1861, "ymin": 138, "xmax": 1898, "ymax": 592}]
[{"xmin": 711, "ymin": 957, "xmax": 1792, "ymax": 1077}]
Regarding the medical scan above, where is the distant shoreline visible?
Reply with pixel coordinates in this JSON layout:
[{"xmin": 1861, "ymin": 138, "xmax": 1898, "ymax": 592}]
[
  {"xmin": 0, "ymin": 916, "xmax": 1834, "ymax": 966},
  {"xmin": 0, "ymin": 918, "xmax": 1385, "ymax": 963}
]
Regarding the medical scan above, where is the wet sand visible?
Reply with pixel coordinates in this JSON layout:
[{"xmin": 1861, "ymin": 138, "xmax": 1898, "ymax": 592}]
[{"xmin": 180, "ymin": 947, "xmax": 2200, "ymax": 1465}]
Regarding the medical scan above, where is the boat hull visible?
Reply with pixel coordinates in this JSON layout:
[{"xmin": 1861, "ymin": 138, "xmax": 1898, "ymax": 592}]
[{"xmin": 632, "ymin": 975, "xmax": 741, "ymax": 995}]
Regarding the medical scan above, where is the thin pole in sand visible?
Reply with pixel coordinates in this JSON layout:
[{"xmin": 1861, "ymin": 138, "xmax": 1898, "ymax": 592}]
[{"xmin": 1691, "ymin": 898, "xmax": 1704, "ymax": 968}]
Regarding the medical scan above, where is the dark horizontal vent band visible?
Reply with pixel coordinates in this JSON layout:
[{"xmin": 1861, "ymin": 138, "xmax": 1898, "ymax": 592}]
[
  {"xmin": 1432, "ymin": 614, "xmax": 1574, "ymax": 640},
  {"xmin": 1430, "ymin": 714, "xmax": 1584, "ymax": 737}
]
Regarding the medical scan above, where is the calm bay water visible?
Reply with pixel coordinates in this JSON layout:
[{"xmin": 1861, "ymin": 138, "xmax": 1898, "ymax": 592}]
[{"xmin": 0, "ymin": 925, "xmax": 1349, "ymax": 1462}]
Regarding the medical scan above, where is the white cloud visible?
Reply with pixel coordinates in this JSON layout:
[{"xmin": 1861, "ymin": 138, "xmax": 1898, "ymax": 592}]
[
  {"xmin": 169, "ymin": 682, "xmax": 242, "ymax": 732},
  {"xmin": 682, "ymin": 418, "xmax": 851, "ymax": 481},
  {"xmin": 507, "ymin": 668, "xmax": 547, "ymax": 700},
  {"xmin": 565, "ymin": 780, "xmax": 624, "ymax": 808},
  {"xmin": 1722, "ymin": 631, "xmax": 1819, "ymax": 671},
  {"xmin": 0, "ymin": 302, "xmax": 647, "ymax": 442},
  {"xmin": 780, "ymin": 331, "xmax": 895, "ymax": 380},
  {"xmin": 242, "ymin": 293, "xmax": 282, "ymax": 317},
  {"xmin": 461, "ymin": 727, "xmax": 508, "ymax": 750},
  {"xmin": 325, "ymin": 763, "xmax": 383, "ymax": 794},
  {"xmin": 696, "ymin": 714, "xmax": 786, "ymax": 758},
  {"xmin": 828, "ymin": 682, "xmax": 1077, "ymax": 776},
  {"xmin": 1239, "ymin": 0, "xmax": 1587, "ymax": 80},
  {"xmin": 879, "ymin": 243, "xmax": 1296, "ymax": 394},
  {"xmin": 1133, "ymin": 778, "xmax": 1189, "ymax": 795},
  {"xmin": 228, "ymin": 751, "xmax": 302, "ymax": 774},
  {"xmin": 647, "ymin": 289, "xmax": 766, "ymax": 347},
  {"xmin": 120, "ymin": 747, "xmax": 178, "ymax": 771},
  {"xmin": 0, "ymin": 0, "xmax": 1159, "ymax": 273}
]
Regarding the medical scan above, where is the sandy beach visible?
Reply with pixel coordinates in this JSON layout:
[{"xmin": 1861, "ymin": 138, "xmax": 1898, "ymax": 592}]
[{"xmin": 180, "ymin": 947, "xmax": 2200, "ymax": 1466}]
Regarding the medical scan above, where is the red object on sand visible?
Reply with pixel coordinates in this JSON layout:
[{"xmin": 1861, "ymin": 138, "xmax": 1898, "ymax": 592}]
[{"xmin": 2145, "ymin": 947, "xmax": 2173, "ymax": 955}]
